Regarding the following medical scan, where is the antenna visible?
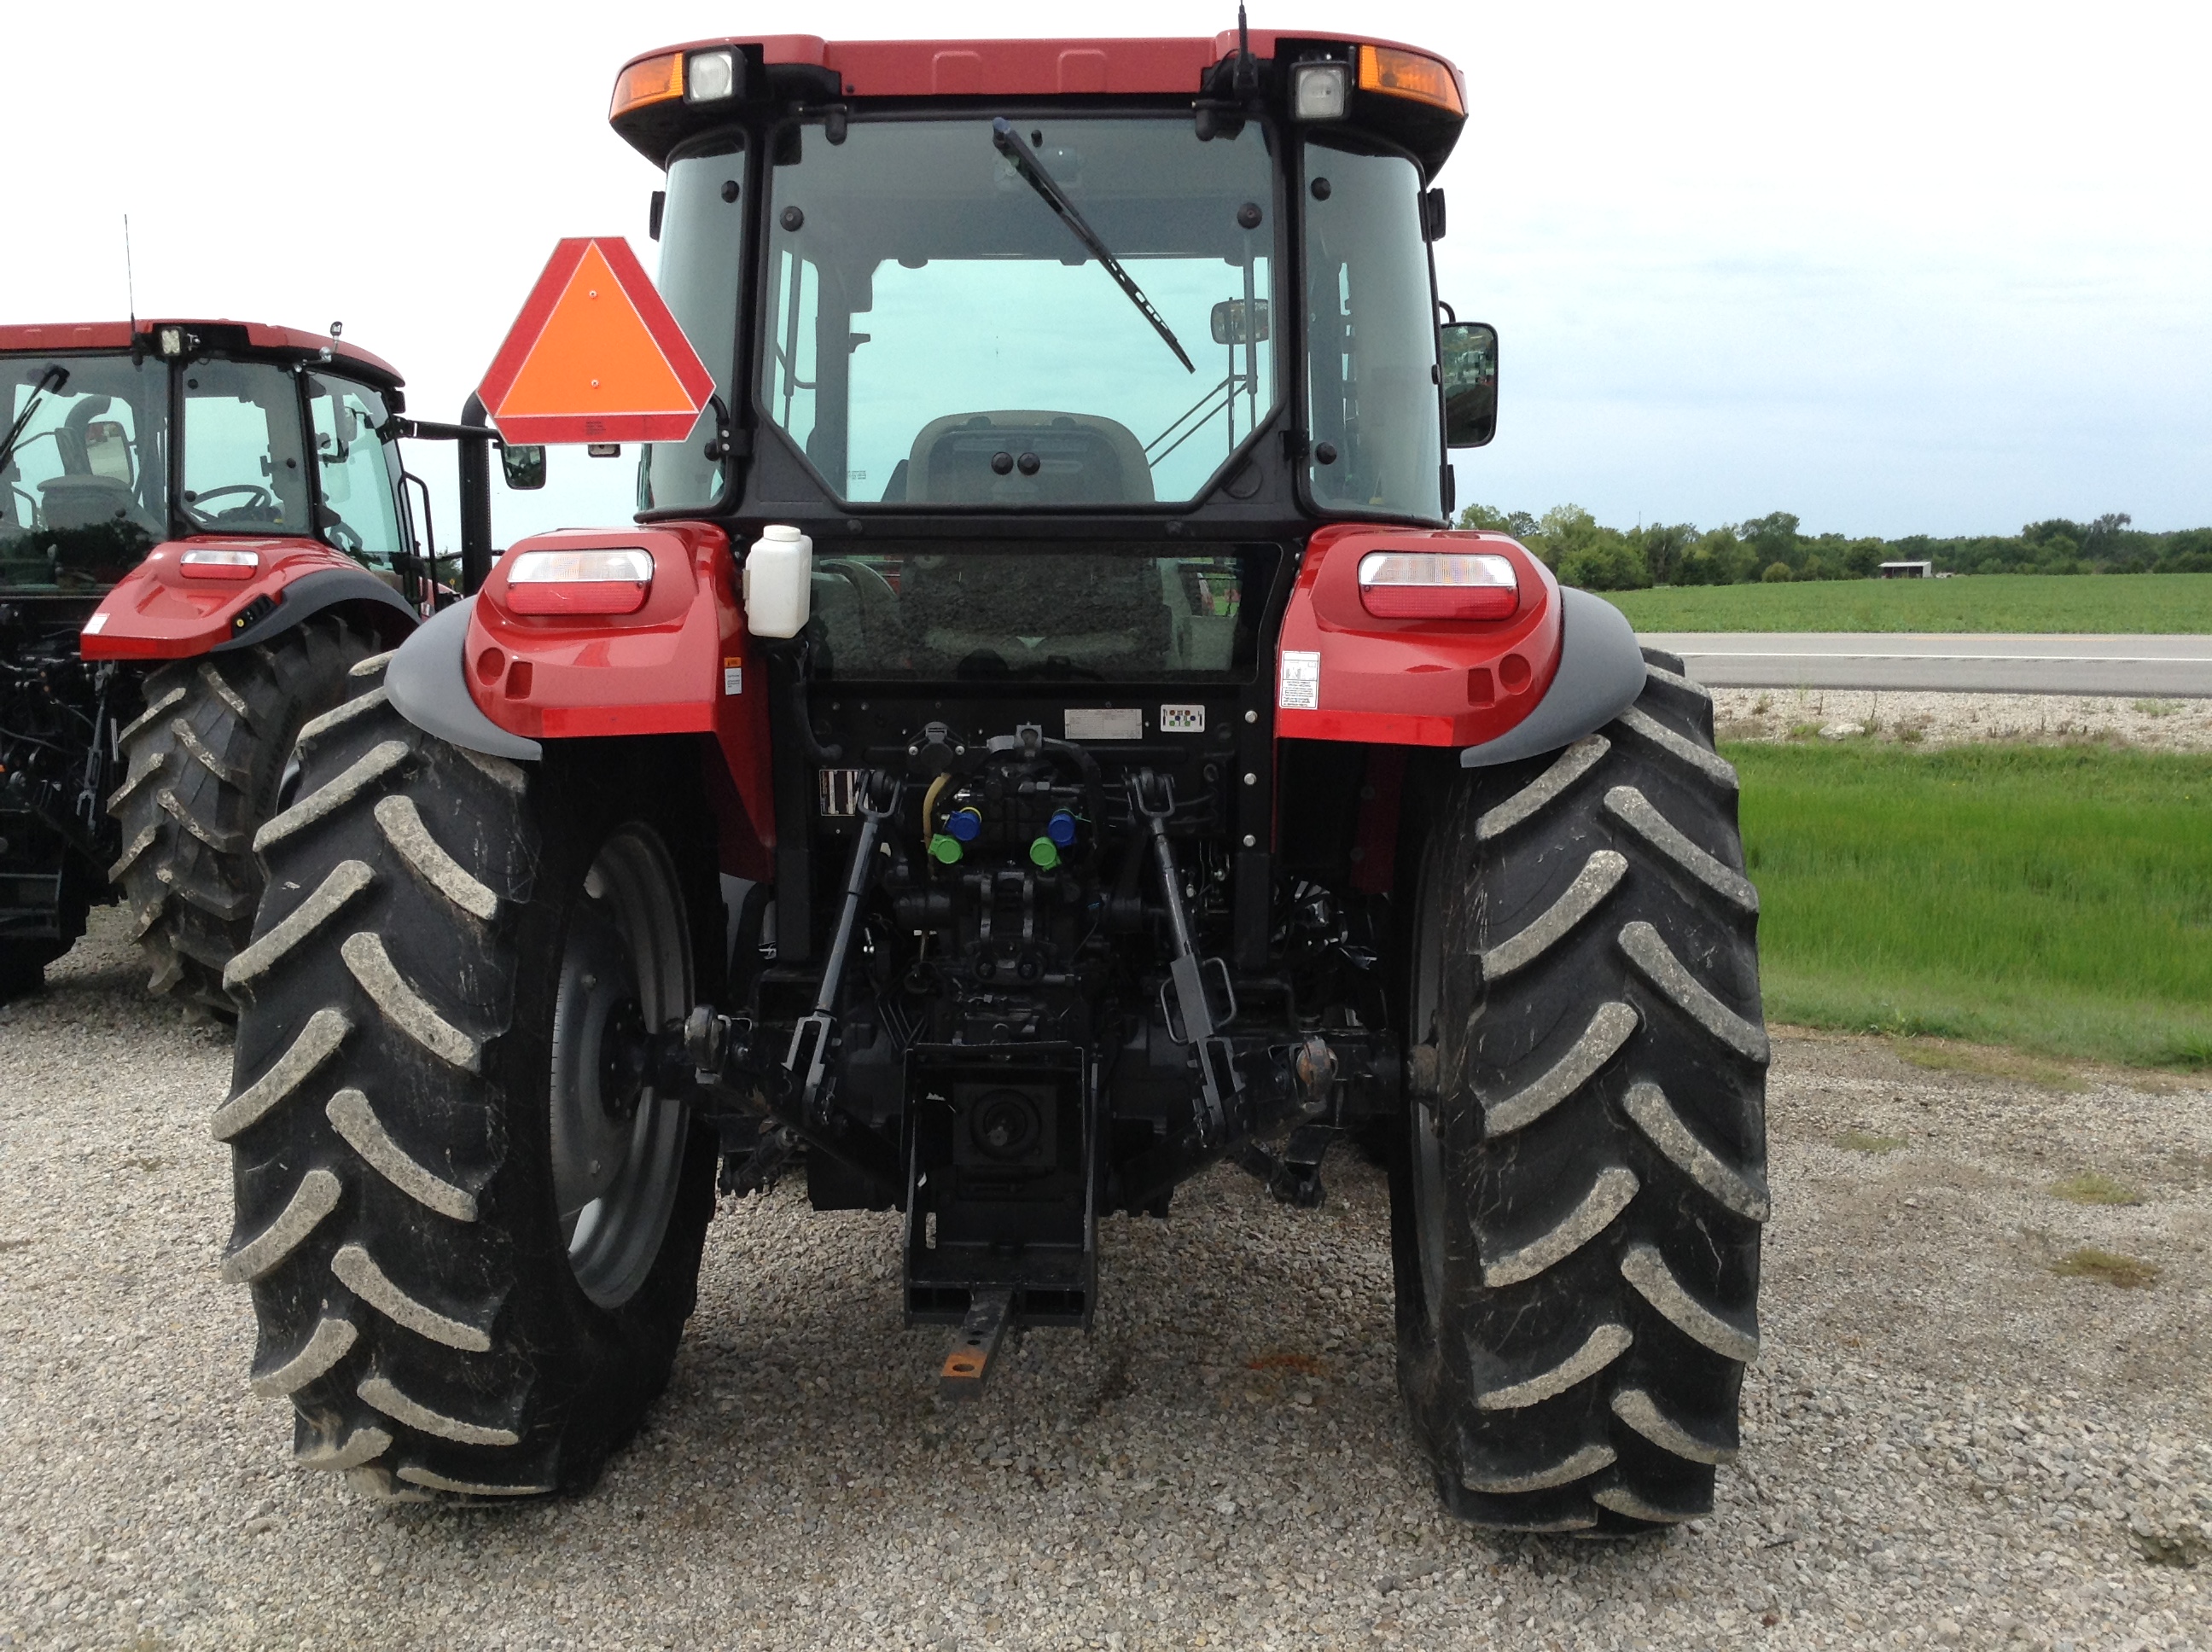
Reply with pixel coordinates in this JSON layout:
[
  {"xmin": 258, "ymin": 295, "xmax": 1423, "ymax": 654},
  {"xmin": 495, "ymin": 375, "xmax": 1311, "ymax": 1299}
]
[
  {"xmin": 1234, "ymin": 3, "xmax": 1257, "ymax": 101},
  {"xmin": 123, "ymin": 215, "xmax": 137, "ymax": 329}
]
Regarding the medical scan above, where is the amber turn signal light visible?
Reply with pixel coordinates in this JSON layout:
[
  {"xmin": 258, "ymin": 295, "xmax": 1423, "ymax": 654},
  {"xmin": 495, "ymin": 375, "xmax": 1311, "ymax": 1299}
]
[
  {"xmin": 1357, "ymin": 44, "xmax": 1464, "ymax": 115},
  {"xmin": 610, "ymin": 52, "xmax": 684, "ymax": 121}
]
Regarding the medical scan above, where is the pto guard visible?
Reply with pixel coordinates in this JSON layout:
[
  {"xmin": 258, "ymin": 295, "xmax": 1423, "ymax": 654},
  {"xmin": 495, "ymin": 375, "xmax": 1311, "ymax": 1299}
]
[
  {"xmin": 1272, "ymin": 525, "xmax": 1644, "ymax": 765},
  {"xmin": 383, "ymin": 523, "xmax": 775, "ymax": 868},
  {"xmin": 79, "ymin": 537, "xmax": 416, "ymax": 660}
]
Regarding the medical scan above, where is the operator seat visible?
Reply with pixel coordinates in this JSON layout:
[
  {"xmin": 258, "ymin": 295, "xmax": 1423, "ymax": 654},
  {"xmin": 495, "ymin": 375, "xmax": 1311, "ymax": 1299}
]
[{"xmin": 904, "ymin": 410, "xmax": 1153, "ymax": 507}]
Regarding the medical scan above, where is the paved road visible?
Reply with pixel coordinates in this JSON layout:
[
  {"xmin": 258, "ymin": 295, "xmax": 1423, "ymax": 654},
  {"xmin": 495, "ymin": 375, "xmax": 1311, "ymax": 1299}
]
[{"xmin": 1641, "ymin": 631, "xmax": 2212, "ymax": 696}]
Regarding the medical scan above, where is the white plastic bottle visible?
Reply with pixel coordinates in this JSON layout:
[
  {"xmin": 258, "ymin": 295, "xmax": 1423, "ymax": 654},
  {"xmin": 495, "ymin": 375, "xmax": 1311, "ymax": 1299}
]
[{"xmin": 742, "ymin": 524, "xmax": 812, "ymax": 638}]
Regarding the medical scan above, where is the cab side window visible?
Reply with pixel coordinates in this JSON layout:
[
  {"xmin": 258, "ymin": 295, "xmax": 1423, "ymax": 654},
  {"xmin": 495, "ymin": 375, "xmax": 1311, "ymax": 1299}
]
[{"xmin": 307, "ymin": 376, "xmax": 405, "ymax": 565}]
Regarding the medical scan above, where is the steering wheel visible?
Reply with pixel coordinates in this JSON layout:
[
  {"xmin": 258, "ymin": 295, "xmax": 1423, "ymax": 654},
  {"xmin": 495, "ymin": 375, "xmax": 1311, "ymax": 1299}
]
[
  {"xmin": 189, "ymin": 484, "xmax": 273, "ymax": 512},
  {"xmin": 326, "ymin": 519, "xmax": 364, "ymax": 556}
]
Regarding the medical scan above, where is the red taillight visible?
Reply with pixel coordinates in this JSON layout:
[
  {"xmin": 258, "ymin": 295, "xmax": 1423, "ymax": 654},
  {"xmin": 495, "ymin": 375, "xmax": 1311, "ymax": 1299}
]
[
  {"xmin": 502, "ymin": 547, "xmax": 653, "ymax": 616},
  {"xmin": 179, "ymin": 548, "xmax": 259, "ymax": 582},
  {"xmin": 1356, "ymin": 550, "xmax": 1519, "ymax": 620}
]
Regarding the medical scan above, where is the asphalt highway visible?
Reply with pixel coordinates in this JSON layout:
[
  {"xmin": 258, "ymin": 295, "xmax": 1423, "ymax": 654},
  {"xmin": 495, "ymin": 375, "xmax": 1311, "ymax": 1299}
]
[{"xmin": 1639, "ymin": 631, "xmax": 2212, "ymax": 697}]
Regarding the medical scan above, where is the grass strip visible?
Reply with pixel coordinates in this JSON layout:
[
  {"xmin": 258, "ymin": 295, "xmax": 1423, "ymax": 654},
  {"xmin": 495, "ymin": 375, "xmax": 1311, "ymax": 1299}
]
[
  {"xmin": 1732, "ymin": 742, "xmax": 2212, "ymax": 1070},
  {"xmin": 1604, "ymin": 573, "xmax": 2212, "ymax": 633}
]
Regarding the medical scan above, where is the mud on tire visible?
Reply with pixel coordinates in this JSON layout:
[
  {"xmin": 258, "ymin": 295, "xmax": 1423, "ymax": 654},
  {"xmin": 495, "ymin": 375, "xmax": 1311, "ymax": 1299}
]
[
  {"xmin": 216, "ymin": 658, "xmax": 719, "ymax": 1499},
  {"xmin": 108, "ymin": 619, "xmax": 371, "ymax": 1009},
  {"xmin": 1391, "ymin": 649, "xmax": 1769, "ymax": 1533}
]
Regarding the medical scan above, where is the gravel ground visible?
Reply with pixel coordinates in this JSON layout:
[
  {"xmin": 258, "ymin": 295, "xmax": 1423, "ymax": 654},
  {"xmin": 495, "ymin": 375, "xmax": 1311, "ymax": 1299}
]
[
  {"xmin": 1712, "ymin": 689, "xmax": 2212, "ymax": 753},
  {"xmin": 4, "ymin": 910, "xmax": 2210, "ymax": 1652}
]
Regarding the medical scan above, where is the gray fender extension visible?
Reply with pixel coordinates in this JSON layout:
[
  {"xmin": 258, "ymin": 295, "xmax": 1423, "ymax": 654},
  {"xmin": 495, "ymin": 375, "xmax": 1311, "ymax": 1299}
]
[
  {"xmin": 385, "ymin": 595, "xmax": 542, "ymax": 761},
  {"xmin": 1460, "ymin": 586, "xmax": 1649, "ymax": 769},
  {"xmin": 213, "ymin": 566, "xmax": 417, "ymax": 654}
]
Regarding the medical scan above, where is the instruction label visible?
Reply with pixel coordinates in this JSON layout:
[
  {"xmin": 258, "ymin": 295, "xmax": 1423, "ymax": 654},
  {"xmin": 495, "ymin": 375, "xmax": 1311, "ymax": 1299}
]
[
  {"xmin": 1278, "ymin": 650, "xmax": 1321, "ymax": 711},
  {"xmin": 723, "ymin": 657, "xmax": 743, "ymax": 695}
]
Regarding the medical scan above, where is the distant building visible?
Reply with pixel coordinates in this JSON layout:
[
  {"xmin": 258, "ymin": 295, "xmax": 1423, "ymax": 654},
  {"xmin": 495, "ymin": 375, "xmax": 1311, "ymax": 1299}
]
[{"xmin": 1879, "ymin": 560, "xmax": 1935, "ymax": 579}]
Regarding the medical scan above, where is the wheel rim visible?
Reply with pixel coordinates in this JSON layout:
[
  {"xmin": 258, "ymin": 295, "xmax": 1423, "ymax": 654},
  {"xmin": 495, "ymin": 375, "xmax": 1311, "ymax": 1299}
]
[
  {"xmin": 548, "ymin": 824, "xmax": 692, "ymax": 1310},
  {"xmin": 1408, "ymin": 839, "xmax": 1451, "ymax": 1335}
]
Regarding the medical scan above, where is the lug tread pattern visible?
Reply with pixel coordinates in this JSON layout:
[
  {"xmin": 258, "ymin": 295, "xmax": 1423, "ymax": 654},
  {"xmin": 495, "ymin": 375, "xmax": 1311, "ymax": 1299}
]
[
  {"xmin": 1395, "ymin": 666, "xmax": 1767, "ymax": 1533},
  {"xmin": 215, "ymin": 689, "xmax": 714, "ymax": 1501},
  {"xmin": 108, "ymin": 620, "xmax": 369, "ymax": 1009}
]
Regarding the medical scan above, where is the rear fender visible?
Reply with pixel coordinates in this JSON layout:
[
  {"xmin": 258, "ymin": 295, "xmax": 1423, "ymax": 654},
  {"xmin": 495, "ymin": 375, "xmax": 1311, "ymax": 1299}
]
[
  {"xmin": 383, "ymin": 522, "xmax": 773, "ymax": 881},
  {"xmin": 1273, "ymin": 526, "xmax": 1564, "ymax": 747},
  {"xmin": 78, "ymin": 536, "xmax": 416, "ymax": 660},
  {"xmin": 1272, "ymin": 524, "xmax": 1644, "ymax": 764}
]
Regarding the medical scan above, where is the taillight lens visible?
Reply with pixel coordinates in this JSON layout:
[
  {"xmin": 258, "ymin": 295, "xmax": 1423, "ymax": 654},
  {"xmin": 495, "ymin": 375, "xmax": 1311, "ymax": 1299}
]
[
  {"xmin": 1357, "ymin": 551, "xmax": 1519, "ymax": 620},
  {"xmin": 504, "ymin": 547, "xmax": 655, "ymax": 615},
  {"xmin": 179, "ymin": 549, "xmax": 259, "ymax": 581}
]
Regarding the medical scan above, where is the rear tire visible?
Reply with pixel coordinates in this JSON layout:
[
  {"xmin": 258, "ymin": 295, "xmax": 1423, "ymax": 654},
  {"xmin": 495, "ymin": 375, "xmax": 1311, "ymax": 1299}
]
[
  {"xmin": 217, "ymin": 665, "xmax": 719, "ymax": 1499},
  {"xmin": 1390, "ymin": 650, "xmax": 1769, "ymax": 1532},
  {"xmin": 108, "ymin": 619, "xmax": 372, "ymax": 1010}
]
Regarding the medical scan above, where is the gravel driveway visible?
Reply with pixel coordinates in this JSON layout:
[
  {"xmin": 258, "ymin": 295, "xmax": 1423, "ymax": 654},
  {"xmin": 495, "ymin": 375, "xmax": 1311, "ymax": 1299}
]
[{"xmin": 3, "ymin": 911, "xmax": 2208, "ymax": 1652}]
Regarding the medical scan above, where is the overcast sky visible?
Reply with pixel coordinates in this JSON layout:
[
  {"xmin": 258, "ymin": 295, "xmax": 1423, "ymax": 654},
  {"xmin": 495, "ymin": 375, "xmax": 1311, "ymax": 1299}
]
[{"xmin": 8, "ymin": 0, "xmax": 2204, "ymax": 541}]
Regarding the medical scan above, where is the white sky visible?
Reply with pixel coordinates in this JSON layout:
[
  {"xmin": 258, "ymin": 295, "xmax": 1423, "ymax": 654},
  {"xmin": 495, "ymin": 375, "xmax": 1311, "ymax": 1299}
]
[{"xmin": 8, "ymin": 0, "xmax": 2206, "ymax": 541}]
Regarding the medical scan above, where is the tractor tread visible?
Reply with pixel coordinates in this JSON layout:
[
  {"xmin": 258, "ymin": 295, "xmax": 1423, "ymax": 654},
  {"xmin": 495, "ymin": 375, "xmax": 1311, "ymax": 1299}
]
[
  {"xmin": 109, "ymin": 620, "xmax": 370, "ymax": 1009},
  {"xmin": 1393, "ymin": 664, "xmax": 1767, "ymax": 1533}
]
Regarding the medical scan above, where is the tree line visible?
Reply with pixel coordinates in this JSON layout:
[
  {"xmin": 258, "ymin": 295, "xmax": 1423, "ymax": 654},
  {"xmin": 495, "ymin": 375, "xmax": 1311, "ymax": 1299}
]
[{"xmin": 1454, "ymin": 506, "xmax": 2212, "ymax": 590}]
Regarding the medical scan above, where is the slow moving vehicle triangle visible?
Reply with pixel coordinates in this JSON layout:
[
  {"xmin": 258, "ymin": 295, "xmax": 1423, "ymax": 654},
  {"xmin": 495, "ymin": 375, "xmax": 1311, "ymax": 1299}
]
[{"xmin": 477, "ymin": 237, "xmax": 715, "ymax": 444}]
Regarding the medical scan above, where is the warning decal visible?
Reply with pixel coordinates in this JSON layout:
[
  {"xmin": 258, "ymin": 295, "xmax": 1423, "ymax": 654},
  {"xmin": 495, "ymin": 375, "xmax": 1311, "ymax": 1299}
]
[{"xmin": 1278, "ymin": 650, "xmax": 1321, "ymax": 711}]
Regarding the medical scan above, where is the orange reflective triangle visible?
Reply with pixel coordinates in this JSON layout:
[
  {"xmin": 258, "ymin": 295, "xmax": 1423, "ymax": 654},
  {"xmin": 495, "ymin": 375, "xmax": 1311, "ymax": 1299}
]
[
  {"xmin": 495, "ymin": 243, "xmax": 691, "ymax": 419},
  {"xmin": 477, "ymin": 238, "xmax": 715, "ymax": 445}
]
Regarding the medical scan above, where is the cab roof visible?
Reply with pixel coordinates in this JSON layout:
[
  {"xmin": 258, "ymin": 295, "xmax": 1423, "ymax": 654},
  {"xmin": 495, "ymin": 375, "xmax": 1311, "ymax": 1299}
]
[
  {"xmin": 611, "ymin": 30, "xmax": 1468, "ymax": 175},
  {"xmin": 0, "ymin": 320, "xmax": 402, "ymax": 388}
]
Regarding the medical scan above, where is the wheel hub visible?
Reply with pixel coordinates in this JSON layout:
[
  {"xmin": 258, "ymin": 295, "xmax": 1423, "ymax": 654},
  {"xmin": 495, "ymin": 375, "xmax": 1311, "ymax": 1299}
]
[{"xmin": 546, "ymin": 827, "xmax": 693, "ymax": 1310}]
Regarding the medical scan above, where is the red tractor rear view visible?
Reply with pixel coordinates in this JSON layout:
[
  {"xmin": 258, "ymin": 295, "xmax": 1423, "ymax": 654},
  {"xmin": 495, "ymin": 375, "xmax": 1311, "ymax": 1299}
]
[
  {"xmin": 0, "ymin": 319, "xmax": 468, "ymax": 1005},
  {"xmin": 218, "ymin": 26, "xmax": 1769, "ymax": 1529}
]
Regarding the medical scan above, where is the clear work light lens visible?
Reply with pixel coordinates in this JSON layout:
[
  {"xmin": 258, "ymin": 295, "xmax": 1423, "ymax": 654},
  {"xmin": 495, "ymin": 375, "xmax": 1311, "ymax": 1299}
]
[
  {"xmin": 685, "ymin": 49, "xmax": 737, "ymax": 103},
  {"xmin": 1356, "ymin": 551, "xmax": 1519, "ymax": 620},
  {"xmin": 1293, "ymin": 62, "xmax": 1351, "ymax": 120},
  {"xmin": 504, "ymin": 547, "xmax": 655, "ymax": 615}
]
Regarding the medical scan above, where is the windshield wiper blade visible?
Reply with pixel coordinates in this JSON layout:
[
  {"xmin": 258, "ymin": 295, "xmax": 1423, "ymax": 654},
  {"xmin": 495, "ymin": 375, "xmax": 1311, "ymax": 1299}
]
[
  {"xmin": 0, "ymin": 364, "xmax": 68, "ymax": 476},
  {"xmin": 991, "ymin": 118, "xmax": 1195, "ymax": 374}
]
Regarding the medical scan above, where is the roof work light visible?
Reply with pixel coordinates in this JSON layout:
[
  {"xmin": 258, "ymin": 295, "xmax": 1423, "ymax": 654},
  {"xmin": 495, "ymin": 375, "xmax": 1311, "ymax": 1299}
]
[
  {"xmin": 685, "ymin": 49, "xmax": 737, "ymax": 103},
  {"xmin": 1292, "ymin": 61, "xmax": 1350, "ymax": 120}
]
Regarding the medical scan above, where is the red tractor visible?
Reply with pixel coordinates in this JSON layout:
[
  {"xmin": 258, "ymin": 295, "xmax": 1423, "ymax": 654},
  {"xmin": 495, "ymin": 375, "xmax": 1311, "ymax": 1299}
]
[
  {"xmin": 0, "ymin": 319, "xmax": 481, "ymax": 1006},
  {"xmin": 218, "ymin": 26, "xmax": 1768, "ymax": 1530}
]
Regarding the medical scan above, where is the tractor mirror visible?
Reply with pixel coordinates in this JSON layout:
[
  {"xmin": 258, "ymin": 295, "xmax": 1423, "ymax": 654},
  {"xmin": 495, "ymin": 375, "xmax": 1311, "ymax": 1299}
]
[
  {"xmin": 1441, "ymin": 322, "xmax": 1499, "ymax": 449},
  {"xmin": 1210, "ymin": 299, "xmax": 1270, "ymax": 347},
  {"xmin": 501, "ymin": 445, "xmax": 547, "ymax": 491}
]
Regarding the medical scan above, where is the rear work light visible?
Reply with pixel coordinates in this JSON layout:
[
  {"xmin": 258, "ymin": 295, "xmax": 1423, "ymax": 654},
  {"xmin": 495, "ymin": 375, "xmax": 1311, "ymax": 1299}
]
[
  {"xmin": 610, "ymin": 51, "xmax": 684, "ymax": 120},
  {"xmin": 178, "ymin": 549, "xmax": 259, "ymax": 581},
  {"xmin": 685, "ymin": 49, "xmax": 737, "ymax": 103},
  {"xmin": 504, "ymin": 547, "xmax": 654, "ymax": 615},
  {"xmin": 1357, "ymin": 44, "xmax": 1465, "ymax": 115},
  {"xmin": 1357, "ymin": 550, "xmax": 1518, "ymax": 620},
  {"xmin": 1292, "ymin": 61, "xmax": 1351, "ymax": 120}
]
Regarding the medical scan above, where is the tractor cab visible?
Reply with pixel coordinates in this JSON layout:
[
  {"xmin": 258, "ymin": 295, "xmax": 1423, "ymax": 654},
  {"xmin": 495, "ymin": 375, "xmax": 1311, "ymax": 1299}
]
[{"xmin": 0, "ymin": 321, "xmax": 434, "ymax": 609}]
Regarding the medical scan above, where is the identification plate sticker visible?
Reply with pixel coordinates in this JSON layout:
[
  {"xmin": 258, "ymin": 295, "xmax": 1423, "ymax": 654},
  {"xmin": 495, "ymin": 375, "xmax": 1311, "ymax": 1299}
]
[
  {"xmin": 723, "ymin": 657, "xmax": 743, "ymax": 695},
  {"xmin": 1065, "ymin": 707, "xmax": 1144, "ymax": 741},
  {"xmin": 1279, "ymin": 650, "xmax": 1321, "ymax": 711},
  {"xmin": 1159, "ymin": 704, "xmax": 1206, "ymax": 734}
]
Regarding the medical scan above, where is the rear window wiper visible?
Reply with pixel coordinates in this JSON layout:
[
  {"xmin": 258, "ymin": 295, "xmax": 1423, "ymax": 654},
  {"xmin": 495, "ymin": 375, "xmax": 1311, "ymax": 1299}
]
[{"xmin": 991, "ymin": 118, "xmax": 1195, "ymax": 374}]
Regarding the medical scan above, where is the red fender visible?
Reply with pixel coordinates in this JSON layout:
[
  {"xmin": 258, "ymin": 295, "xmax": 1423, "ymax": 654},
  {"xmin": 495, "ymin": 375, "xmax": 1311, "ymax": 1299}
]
[
  {"xmin": 1272, "ymin": 525, "xmax": 1563, "ymax": 747},
  {"xmin": 79, "ymin": 537, "xmax": 416, "ymax": 660},
  {"xmin": 464, "ymin": 524, "xmax": 774, "ymax": 879}
]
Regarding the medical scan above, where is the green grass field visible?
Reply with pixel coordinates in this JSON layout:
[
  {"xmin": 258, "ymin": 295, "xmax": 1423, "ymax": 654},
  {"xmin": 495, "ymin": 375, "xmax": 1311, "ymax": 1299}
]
[
  {"xmin": 1732, "ymin": 742, "xmax": 2212, "ymax": 1069},
  {"xmin": 1604, "ymin": 573, "xmax": 2212, "ymax": 633}
]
